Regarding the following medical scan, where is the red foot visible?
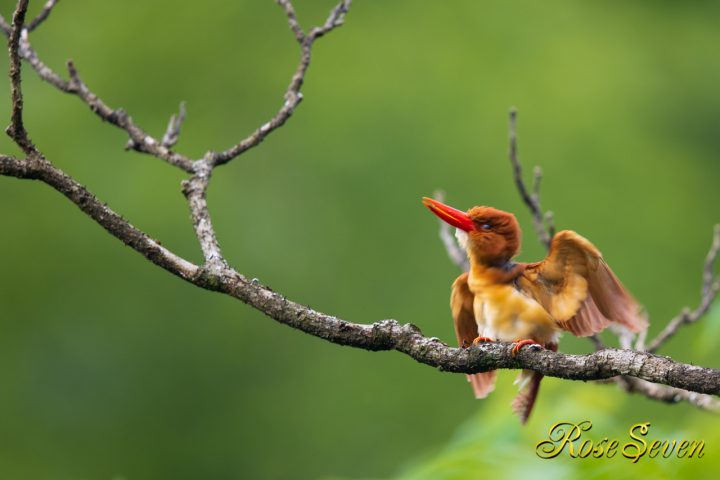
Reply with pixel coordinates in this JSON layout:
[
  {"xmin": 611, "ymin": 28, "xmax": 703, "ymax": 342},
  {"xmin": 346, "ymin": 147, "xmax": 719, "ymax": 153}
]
[
  {"xmin": 472, "ymin": 336, "xmax": 495, "ymax": 346},
  {"xmin": 511, "ymin": 339, "xmax": 543, "ymax": 357}
]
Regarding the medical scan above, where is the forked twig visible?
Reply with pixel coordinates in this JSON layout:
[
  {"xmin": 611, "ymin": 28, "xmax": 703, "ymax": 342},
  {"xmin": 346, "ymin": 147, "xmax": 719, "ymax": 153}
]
[{"xmin": 508, "ymin": 108, "xmax": 554, "ymax": 249}]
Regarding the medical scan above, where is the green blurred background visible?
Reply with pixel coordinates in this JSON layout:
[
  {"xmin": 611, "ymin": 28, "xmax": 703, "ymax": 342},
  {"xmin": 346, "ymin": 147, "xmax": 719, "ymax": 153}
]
[{"xmin": 1, "ymin": 0, "xmax": 719, "ymax": 478}]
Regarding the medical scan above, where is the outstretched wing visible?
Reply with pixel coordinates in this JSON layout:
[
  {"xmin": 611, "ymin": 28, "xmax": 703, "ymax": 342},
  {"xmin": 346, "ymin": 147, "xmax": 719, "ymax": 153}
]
[
  {"xmin": 451, "ymin": 273, "xmax": 496, "ymax": 398},
  {"xmin": 517, "ymin": 230, "xmax": 647, "ymax": 336}
]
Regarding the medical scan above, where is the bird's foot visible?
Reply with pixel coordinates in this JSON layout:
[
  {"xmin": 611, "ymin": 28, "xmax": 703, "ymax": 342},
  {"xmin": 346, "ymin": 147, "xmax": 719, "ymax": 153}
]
[
  {"xmin": 472, "ymin": 336, "xmax": 495, "ymax": 346},
  {"xmin": 511, "ymin": 339, "xmax": 543, "ymax": 357}
]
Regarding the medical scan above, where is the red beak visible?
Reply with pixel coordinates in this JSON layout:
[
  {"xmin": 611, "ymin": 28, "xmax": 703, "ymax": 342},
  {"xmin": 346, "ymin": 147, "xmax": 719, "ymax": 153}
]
[{"xmin": 422, "ymin": 197, "xmax": 475, "ymax": 232}]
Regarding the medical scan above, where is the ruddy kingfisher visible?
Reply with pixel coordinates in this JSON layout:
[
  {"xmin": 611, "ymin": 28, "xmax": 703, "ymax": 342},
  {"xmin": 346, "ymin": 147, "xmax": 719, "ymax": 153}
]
[{"xmin": 422, "ymin": 197, "xmax": 647, "ymax": 423}]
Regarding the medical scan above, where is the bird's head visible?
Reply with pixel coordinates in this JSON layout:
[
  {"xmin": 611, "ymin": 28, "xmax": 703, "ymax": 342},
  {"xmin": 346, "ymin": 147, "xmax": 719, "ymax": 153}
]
[{"xmin": 422, "ymin": 197, "xmax": 521, "ymax": 265}]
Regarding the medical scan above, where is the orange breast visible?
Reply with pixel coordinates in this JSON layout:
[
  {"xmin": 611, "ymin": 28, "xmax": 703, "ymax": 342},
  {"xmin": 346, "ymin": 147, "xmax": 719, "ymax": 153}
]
[{"xmin": 468, "ymin": 270, "xmax": 560, "ymax": 345}]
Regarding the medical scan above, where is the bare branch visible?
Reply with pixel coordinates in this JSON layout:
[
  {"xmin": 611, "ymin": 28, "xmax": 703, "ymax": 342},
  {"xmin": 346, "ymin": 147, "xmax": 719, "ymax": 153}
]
[
  {"xmin": 1, "ymin": 0, "xmax": 350, "ymax": 171},
  {"xmin": 2, "ymin": 153, "xmax": 717, "ymax": 394},
  {"xmin": 531, "ymin": 165, "xmax": 542, "ymax": 202},
  {"xmin": 208, "ymin": 277, "xmax": 718, "ymax": 396},
  {"xmin": 18, "ymin": 35, "xmax": 71, "ymax": 91},
  {"xmin": 26, "ymin": 0, "xmax": 60, "ymax": 32},
  {"xmin": 586, "ymin": 332, "xmax": 717, "ymax": 410},
  {"xmin": 275, "ymin": 0, "xmax": 304, "ymax": 43},
  {"xmin": 0, "ymin": 12, "xmax": 195, "ymax": 172},
  {"xmin": 5, "ymin": 0, "xmax": 34, "ymax": 154},
  {"xmin": 703, "ymin": 224, "xmax": 720, "ymax": 296},
  {"xmin": 433, "ymin": 190, "xmax": 470, "ymax": 271},
  {"xmin": 65, "ymin": 61, "xmax": 195, "ymax": 172},
  {"xmin": 589, "ymin": 331, "xmax": 720, "ymax": 411},
  {"xmin": 4, "ymin": 158, "xmax": 718, "ymax": 397},
  {"xmin": 501, "ymin": 108, "xmax": 720, "ymax": 409},
  {"xmin": 589, "ymin": 334, "xmax": 606, "ymax": 351},
  {"xmin": 0, "ymin": 15, "xmax": 10, "ymax": 35},
  {"xmin": 588, "ymin": 334, "xmax": 719, "ymax": 411},
  {"xmin": 544, "ymin": 211, "xmax": 555, "ymax": 238},
  {"xmin": 182, "ymin": 156, "xmax": 226, "ymax": 271},
  {"xmin": 307, "ymin": 0, "xmax": 351, "ymax": 40},
  {"xmin": 0, "ymin": 154, "xmax": 198, "ymax": 280},
  {"xmin": 434, "ymin": 109, "xmax": 556, "ymax": 267},
  {"xmin": 161, "ymin": 101, "xmax": 186, "ymax": 149},
  {"xmin": 616, "ymin": 376, "xmax": 720, "ymax": 412},
  {"xmin": 646, "ymin": 225, "xmax": 720, "ymax": 353},
  {"xmin": 634, "ymin": 327, "xmax": 647, "ymax": 351},
  {"xmin": 213, "ymin": 0, "xmax": 352, "ymax": 166},
  {"xmin": 508, "ymin": 108, "xmax": 553, "ymax": 249},
  {"xmin": 0, "ymin": 9, "xmax": 69, "ymax": 90}
]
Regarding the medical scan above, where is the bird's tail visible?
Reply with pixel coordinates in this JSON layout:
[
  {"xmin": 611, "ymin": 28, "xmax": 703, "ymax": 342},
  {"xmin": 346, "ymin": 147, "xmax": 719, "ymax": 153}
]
[
  {"xmin": 467, "ymin": 371, "xmax": 497, "ymax": 399},
  {"xmin": 512, "ymin": 370, "xmax": 543, "ymax": 424}
]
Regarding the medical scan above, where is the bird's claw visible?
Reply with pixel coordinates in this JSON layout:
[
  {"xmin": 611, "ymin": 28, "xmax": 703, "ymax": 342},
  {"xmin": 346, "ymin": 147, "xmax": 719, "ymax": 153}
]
[
  {"xmin": 472, "ymin": 336, "xmax": 494, "ymax": 346},
  {"xmin": 511, "ymin": 339, "xmax": 543, "ymax": 357}
]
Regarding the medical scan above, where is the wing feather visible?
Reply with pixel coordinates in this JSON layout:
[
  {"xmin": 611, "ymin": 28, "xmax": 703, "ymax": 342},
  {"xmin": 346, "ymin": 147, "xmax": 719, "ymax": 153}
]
[{"xmin": 519, "ymin": 230, "xmax": 647, "ymax": 336}]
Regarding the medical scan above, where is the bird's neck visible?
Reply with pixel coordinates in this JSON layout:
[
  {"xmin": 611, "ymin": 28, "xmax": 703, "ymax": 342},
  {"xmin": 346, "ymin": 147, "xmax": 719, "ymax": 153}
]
[{"xmin": 468, "ymin": 255, "xmax": 521, "ymax": 286}]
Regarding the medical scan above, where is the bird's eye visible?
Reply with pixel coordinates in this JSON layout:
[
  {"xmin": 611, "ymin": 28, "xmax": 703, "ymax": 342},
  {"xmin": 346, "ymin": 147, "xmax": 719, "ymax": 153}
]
[{"xmin": 481, "ymin": 223, "xmax": 492, "ymax": 230}]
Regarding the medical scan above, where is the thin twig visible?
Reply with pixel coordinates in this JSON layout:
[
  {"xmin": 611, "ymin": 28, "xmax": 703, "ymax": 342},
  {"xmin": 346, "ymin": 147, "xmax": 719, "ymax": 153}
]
[
  {"xmin": 65, "ymin": 61, "xmax": 194, "ymax": 172},
  {"xmin": 26, "ymin": 0, "xmax": 60, "ymax": 32},
  {"xmin": 646, "ymin": 225, "xmax": 720, "ymax": 353},
  {"xmin": 634, "ymin": 327, "xmax": 647, "ymax": 351},
  {"xmin": 5, "ymin": 0, "xmax": 34, "ymax": 154},
  {"xmin": 0, "ymin": 14, "xmax": 194, "ymax": 172},
  {"xmin": 18, "ymin": 35, "xmax": 71, "ymax": 91},
  {"xmin": 508, "ymin": 108, "xmax": 553, "ymax": 249},
  {"xmin": 307, "ymin": 0, "xmax": 350, "ymax": 39},
  {"xmin": 276, "ymin": 0, "xmax": 304, "ymax": 43},
  {"xmin": 0, "ymin": 15, "xmax": 10, "ymax": 35},
  {"xmin": 0, "ymin": 0, "xmax": 351, "ymax": 171},
  {"xmin": 503, "ymin": 109, "xmax": 720, "ymax": 410},
  {"xmin": 161, "ymin": 101, "xmax": 186, "ymax": 148},
  {"xmin": 0, "ymin": 13, "xmax": 70, "ymax": 90},
  {"xmin": 182, "ymin": 156, "xmax": 226, "ymax": 271},
  {"xmin": 531, "ymin": 166, "xmax": 542, "ymax": 203},
  {"xmin": 213, "ymin": 0, "xmax": 351, "ymax": 166},
  {"xmin": 616, "ymin": 376, "xmax": 720, "ymax": 412},
  {"xmin": 544, "ymin": 211, "xmax": 555, "ymax": 238},
  {"xmin": 589, "ymin": 334, "xmax": 606, "ymax": 350},
  {"xmin": 703, "ymin": 224, "xmax": 720, "ymax": 297}
]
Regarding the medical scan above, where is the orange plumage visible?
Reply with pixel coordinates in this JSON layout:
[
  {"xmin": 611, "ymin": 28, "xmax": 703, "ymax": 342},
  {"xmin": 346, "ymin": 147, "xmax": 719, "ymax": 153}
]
[{"xmin": 423, "ymin": 198, "xmax": 647, "ymax": 423}]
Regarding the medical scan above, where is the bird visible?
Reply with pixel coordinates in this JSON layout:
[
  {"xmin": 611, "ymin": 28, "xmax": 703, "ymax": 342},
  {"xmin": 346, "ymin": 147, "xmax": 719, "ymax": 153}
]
[{"xmin": 421, "ymin": 196, "xmax": 647, "ymax": 424}]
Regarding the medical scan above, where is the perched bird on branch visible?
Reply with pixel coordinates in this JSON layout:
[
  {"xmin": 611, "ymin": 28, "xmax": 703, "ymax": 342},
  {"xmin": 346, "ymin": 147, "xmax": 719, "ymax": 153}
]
[{"xmin": 422, "ymin": 197, "xmax": 648, "ymax": 423}]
